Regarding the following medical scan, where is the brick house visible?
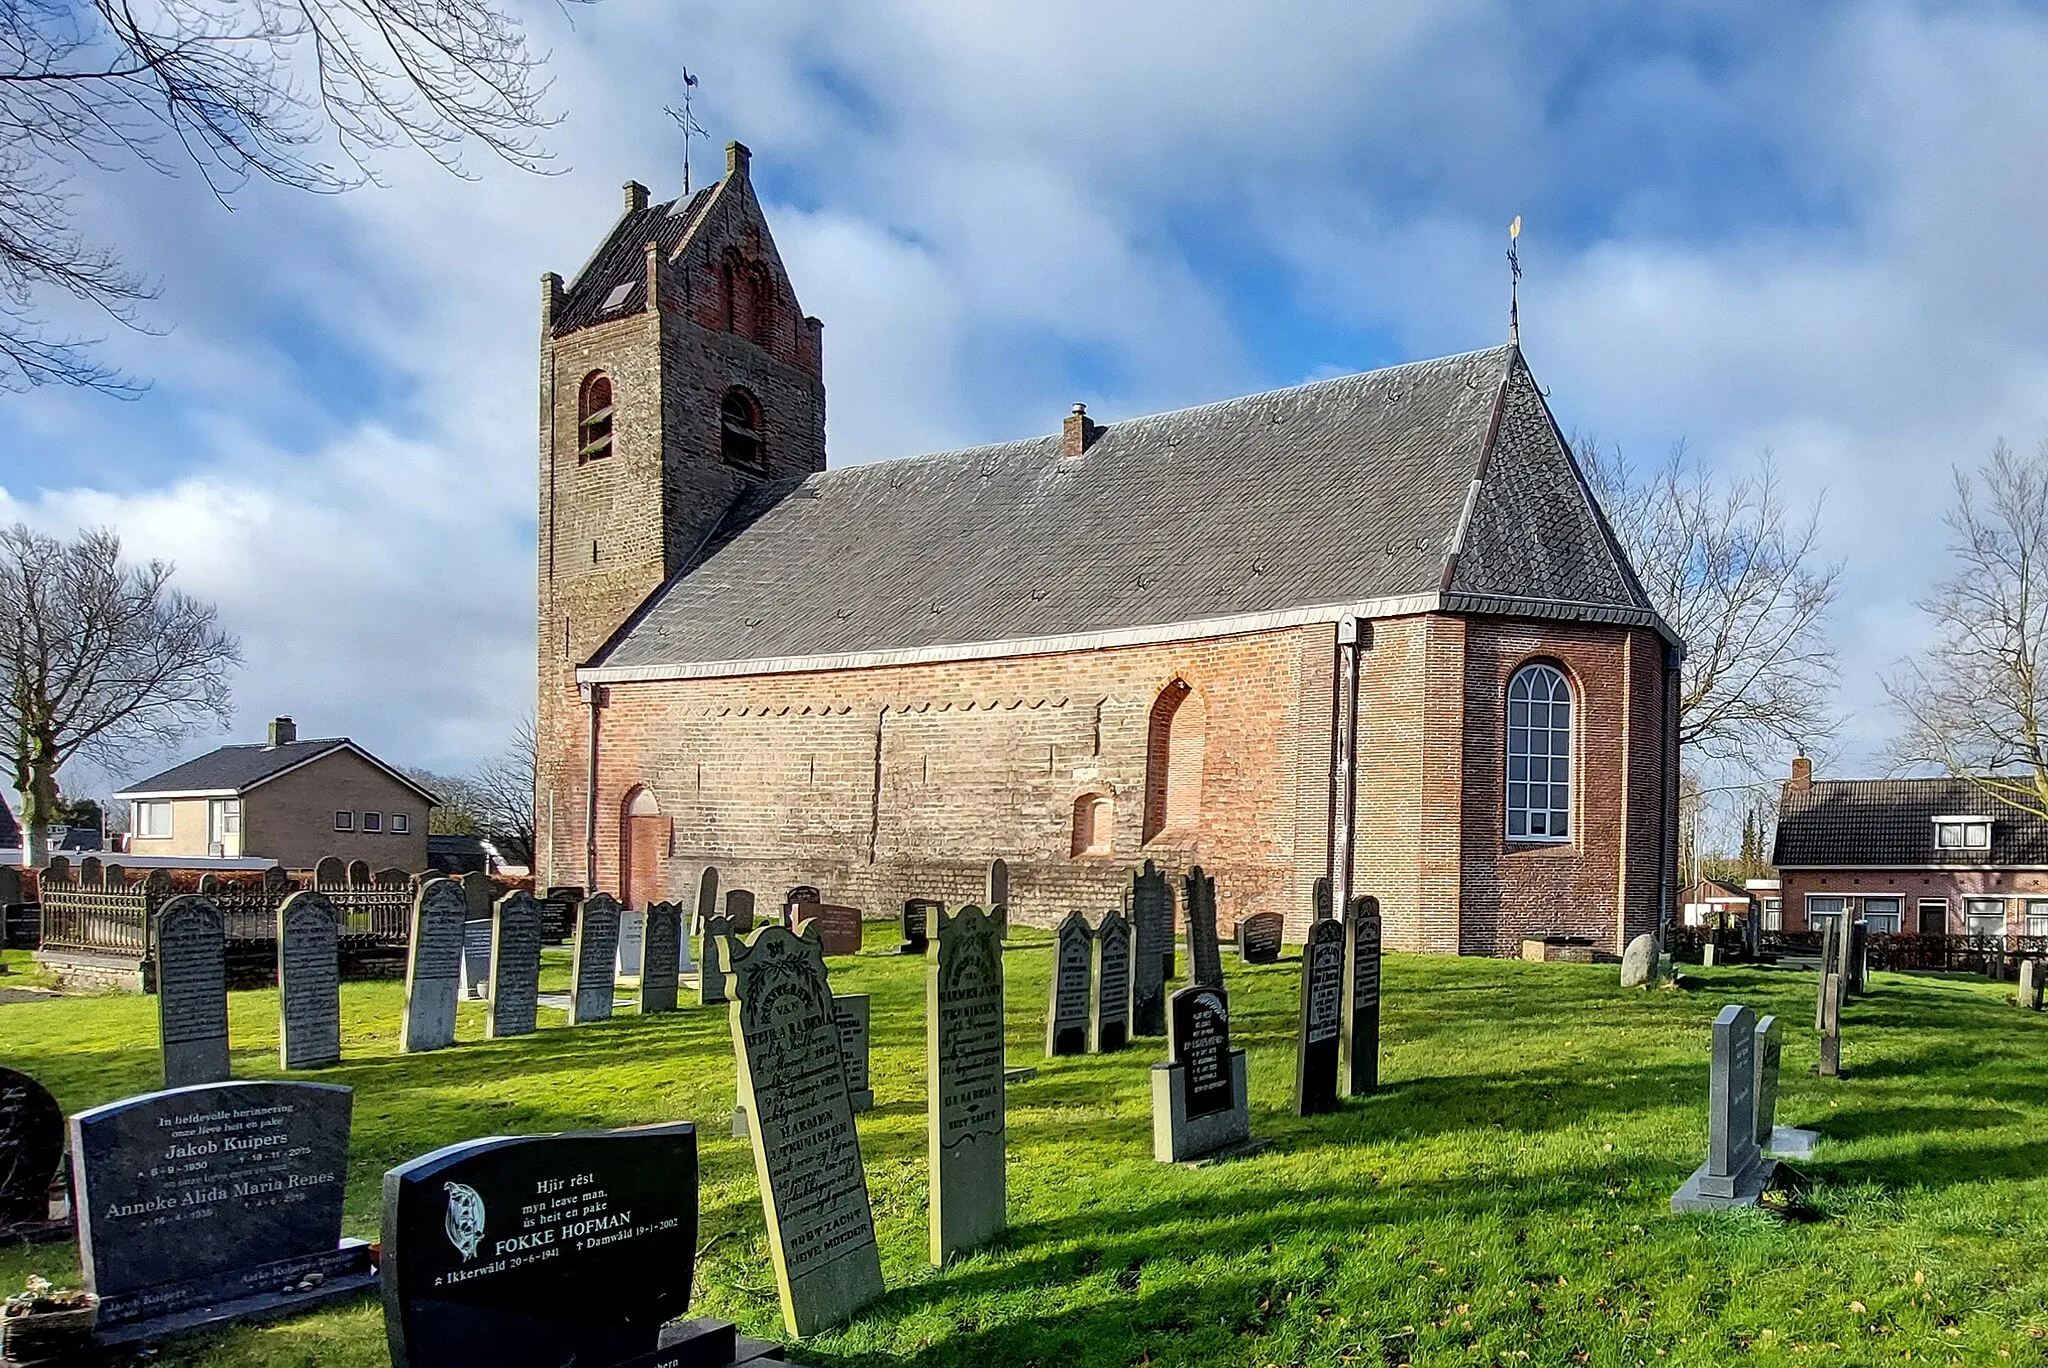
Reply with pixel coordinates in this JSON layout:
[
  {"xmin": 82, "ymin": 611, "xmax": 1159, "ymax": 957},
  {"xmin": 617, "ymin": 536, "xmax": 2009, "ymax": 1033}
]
[
  {"xmin": 115, "ymin": 718, "xmax": 436, "ymax": 870},
  {"xmin": 1773, "ymin": 757, "xmax": 2048, "ymax": 937},
  {"xmin": 535, "ymin": 142, "xmax": 1682, "ymax": 953}
]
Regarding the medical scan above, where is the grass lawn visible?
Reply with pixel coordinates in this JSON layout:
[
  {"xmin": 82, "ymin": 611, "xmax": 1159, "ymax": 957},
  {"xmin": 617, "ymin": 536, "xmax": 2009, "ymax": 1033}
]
[{"xmin": 2, "ymin": 931, "xmax": 2045, "ymax": 1367}]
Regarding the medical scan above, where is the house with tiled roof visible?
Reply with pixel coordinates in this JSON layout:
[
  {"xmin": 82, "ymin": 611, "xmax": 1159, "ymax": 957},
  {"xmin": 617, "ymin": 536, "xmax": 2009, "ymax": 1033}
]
[
  {"xmin": 533, "ymin": 141, "xmax": 1683, "ymax": 955},
  {"xmin": 114, "ymin": 717, "xmax": 436, "ymax": 870},
  {"xmin": 1772, "ymin": 756, "xmax": 2048, "ymax": 937}
]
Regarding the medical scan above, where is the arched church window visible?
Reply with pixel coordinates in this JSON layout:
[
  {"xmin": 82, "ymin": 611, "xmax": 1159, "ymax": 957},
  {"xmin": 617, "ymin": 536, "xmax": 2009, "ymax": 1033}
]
[
  {"xmin": 1506, "ymin": 662, "xmax": 1573, "ymax": 841},
  {"xmin": 578, "ymin": 371, "xmax": 614, "ymax": 461},
  {"xmin": 721, "ymin": 388, "xmax": 766, "ymax": 474},
  {"xmin": 1142, "ymin": 679, "xmax": 1205, "ymax": 843},
  {"xmin": 1071, "ymin": 793, "xmax": 1112, "ymax": 857}
]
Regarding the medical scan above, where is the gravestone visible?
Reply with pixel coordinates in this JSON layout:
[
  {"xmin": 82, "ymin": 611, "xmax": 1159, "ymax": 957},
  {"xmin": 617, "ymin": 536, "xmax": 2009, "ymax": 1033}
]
[
  {"xmin": 71, "ymin": 1080, "xmax": 373, "ymax": 1342},
  {"xmin": 727, "ymin": 924, "xmax": 884, "ymax": 1337},
  {"xmin": 1294, "ymin": 917, "xmax": 1344, "ymax": 1115},
  {"xmin": 102, "ymin": 862, "xmax": 125, "ymax": 886},
  {"xmin": 571, "ymin": 893, "xmax": 623, "ymax": 1025},
  {"xmin": 1313, "ymin": 875, "xmax": 1331, "ymax": 922},
  {"xmin": 1046, "ymin": 910, "xmax": 1093, "ymax": 1056},
  {"xmin": 461, "ymin": 870, "xmax": 494, "ymax": 919},
  {"xmin": 1236, "ymin": 911, "xmax": 1283, "ymax": 965},
  {"xmin": 1093, "ymin": 909, "xmax": 1132, "ymax": 1053},
  {"xmin": 1673, "ymin": 1003, "xmax": 1792, "ymax": 1211},
  {"xmin": 1130, "ymin": 861, "xmax": 1172, "ymax": 1037},
  {"xmin": 43, "ymin": 855, "xmax": 69, "ymax": 883},
  {"xmin": 263, "ymin": 866, "xmax": 291, "ymax": 896},
  {"xmin": 376, "ymin": 867, "xmax": 410, "ymax": 886},
  {"xmin": 0, "ymin": 1067, "xmax": 63, "ymax": 1233},
  {"xmin": 928, "ymin": 905, "xmax": 1006, "ymax": 1264},
  {"xmin": 693, "ymin": 866, "xmax": 720, "ymax": 934},
  {"xmin": 462, "ymin": 917, "xmax": 494, "ymax": 1001},
  {"xmin": 783, "ymin": 886, "xmax": 822, "ymax": 929},
  {"xmin": 539, "ymin": 887, "xmax": 579, "ymax": 944},
  {"xmin": 1182, "ymin": 866, "xmax": 1224, "ymax": 989},
  {"xmin": 1620, "ymin": 933, "xmax": 1658, "ymax": 988},
  {"xmin": 1152, "ymin": 986, "xmax": 1255, "ymax": 1163},
  {"xmin": 641, "ymin": 902, "xmax": 683, "ymax": 1014},
  {"xmin": 347, "ymin": 859, "xmax": 372, "ymax": 886},
  {"xmin": 1848, "ymin": 918, "xmax": 1870, "ymax": 995},
  {"xmin": 80, "ymin": 855, "xmax": 102, "ymax": 884},
  {"xmin": 1816, "ymin": 914, "xmax": 1847, "ymax": 1077},
  {"xmin": 488, "ymin": 891, "xmax": 544, "ymax": 1039},
  {"xmin": 899, "ymin": 898, "xmax": 937, "ymax": 955},
  {"xmin": 155, "ymin": 895, "xmax": 230, "ymax": 1088},
  {"xmin": 616, "ymin": 908, "xmax": 648, "ymax": 981},
  {"xmin": 277, "ymin": 890, "xmax": 341, "ymax": 1070},
  {"xmin": 196, "ymin": 872, "xmax": 219, "ymax": 894},
  {"xmin": 2020, "ymin": 959, "xmax": 2045, "ymax": 1011},
  {"xmin": 835, "ymin": 994, "xmax": 873, "ymax": 1111},
  {"xmin": 401, "ymin": 879, "xmax": 466, "ymax": 1053},
  {"xmin": 1751, "ymin": 1013, "xmax": 1817, "ymax": 1157},
  {"xmin": 726, "ymin": 888, "xmax": 756, "ymax": 934},
  {"xmin": 381, "ymin": 1122, "xmax": 772, "ymax": 1368},
  {"xmin": 806, "ymin": 903, "xmax": 864, "ymax": 956},
  {"xmin": 314, "ymin": 856, "xmax": 346, "ymax": 886},
  {"xmin": 1341, "ymin": 894, "xmax": 1383, "ymax": 1097},
  {"xmin": 985, "ymin": 858, "xmax": 1010, "ymax": 938},
  {"xmin": 699, "ymin": 914, "xmax": 732, "ymax": 1006}
]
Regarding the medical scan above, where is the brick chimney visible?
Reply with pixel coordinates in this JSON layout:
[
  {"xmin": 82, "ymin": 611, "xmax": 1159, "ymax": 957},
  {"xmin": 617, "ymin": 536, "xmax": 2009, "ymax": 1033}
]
[
  {"xmin": 1789, "ymin": 754, "xmax": 1812, "ymax": 789},
  {"xmin": 623, "ymin": 180, "xmax": 649, "ymax": 214},
  {"xmin": 726, "ymin": 141, "xmax": 751, "ymax": 181},
  {"xmin": 1062, "ymin": 403, "xmax": 1101, "ymax": 456},
  {"xmin": 268, "ymin": 716, "xmax": 297, "ymax": 747}
]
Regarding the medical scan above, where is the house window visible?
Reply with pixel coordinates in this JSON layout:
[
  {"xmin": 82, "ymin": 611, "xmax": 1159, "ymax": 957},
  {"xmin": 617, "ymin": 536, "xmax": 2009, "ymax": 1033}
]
[
  {"xmin": 334, "ymin": 811, "xmax": 355, "ymax": 832},
  {"xmin": 1506, "ymin": 662, "xmax": 1572, "ymax": 841},
  {"xmin": 1918, "ymin": 898, "xmax": 1949, "ymax": 934},
  {"xmin": 1763, "ymin": 897, "xmax": 1783, "ymax": 931},
  {"xmin": 362, "ymin": 812, "xmax": 383, "ymax": 833},
  {"xmin": 1071, "ymin": 793, "xmax": 1112, "ymax": 857},
  {"xmin": 1964, "ymin": 898, "xmax": 2006, "ymax": 937},
  {"xmin": 1934, "ymin": 817, "xmax": 1992, "ymax": 851},
  {"xmin": 1862, "ymin": 897, "xmax": 1902, "ymax": 934},
  {"xmin": 133, "ymin": 800, "xmax": 172, "ymax": 839},
  {"xmin": 1142, "ymin": 679, "xmax": 1206, "ymax": 843},
  {"xmin": 1806, "ymin": 894, "xmax": 1846, "ymax": 933},
  {"xmin": 720, "ymin": 388, "xmax": 765, "ymax": 473},
  {"xmin": 392, "ymin": 813, "xmax": 410, "ymax": 834},
  {"xmin": 578, "ymin": 371, "xmax": 614, "ymax": 461}
]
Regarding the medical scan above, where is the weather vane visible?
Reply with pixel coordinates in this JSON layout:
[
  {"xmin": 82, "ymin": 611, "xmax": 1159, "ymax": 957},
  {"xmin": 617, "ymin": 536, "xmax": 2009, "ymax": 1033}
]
[
  {"xmin": 666, "ymin": 68, "xmax": 708, "ymax": 195},
  {"xmin": 1507, "ymin": 215, "xmax": 1523, "ymax": 346}
]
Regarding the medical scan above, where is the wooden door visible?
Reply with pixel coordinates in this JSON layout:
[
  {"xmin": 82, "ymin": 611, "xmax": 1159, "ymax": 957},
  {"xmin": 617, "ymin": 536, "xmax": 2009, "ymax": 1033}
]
[{"xmin": 623, "ymin": 815, "xmax": 669, "ymax": 909}]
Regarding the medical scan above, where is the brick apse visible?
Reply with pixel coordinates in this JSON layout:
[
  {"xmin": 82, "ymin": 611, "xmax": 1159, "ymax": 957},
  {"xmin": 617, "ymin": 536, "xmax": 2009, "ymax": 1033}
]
[{"xmin": 535, "ymin": 143, "xmax": 1682, "ymax": 956}]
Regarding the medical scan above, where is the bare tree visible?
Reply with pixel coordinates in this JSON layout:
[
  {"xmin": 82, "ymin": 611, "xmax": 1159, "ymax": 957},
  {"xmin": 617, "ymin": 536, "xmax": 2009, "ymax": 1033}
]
[
  {"xmin": 0, "ymin": 523, "xmax": 240, "ymax": 861},
  {"xmin": 1584, "ymin": 441, "xmax": 1841, "ymax": 775},
  {"xmin": 467, "ymin": 714, "xmax": 535, "ymax": 864},
  {"xmin": 1888, "ymin": 440, "xmax": 2048, "ymax": 817},
  {"xmin": 0, "ymin": 0, "xmax": 582, "ymax": 392}
]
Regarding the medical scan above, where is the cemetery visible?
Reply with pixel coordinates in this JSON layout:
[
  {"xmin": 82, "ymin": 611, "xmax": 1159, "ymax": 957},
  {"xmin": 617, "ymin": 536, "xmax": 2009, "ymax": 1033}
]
[{"xmin": 2, "ymin": 881, "xmax": 2045, "ymax": 1366}]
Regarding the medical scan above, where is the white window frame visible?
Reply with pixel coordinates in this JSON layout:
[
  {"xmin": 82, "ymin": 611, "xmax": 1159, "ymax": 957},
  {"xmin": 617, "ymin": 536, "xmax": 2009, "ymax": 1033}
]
[
  {"xmin": 1504, "ymin": 662, "xmax": 1573, "ymax": 843},
  {"xmin": 1963, "ymin": 898, "xmax": 2007, "ymax": 937},
  {"xmin": 334, "ymin": 810, "xmax": 355, "ymax": 832},
  {"xmin": 391, "ymin": 813, "xmax": 410, "ymax": 835},
  {"xmin": 2024, "ymin": 899, "xmax": 2048, "ymax": 937},
  {"xmin": 1917, "ymin": 898, "xmax": 1949, "ymax": 934},
  {"xmin": 132, "ymin": 800, "xmax": 172, "ymax": 840},
  {"xmin": 1763, "ymin": 897, "xmax": 1783, "ymax": 931},
  {"xmin": 1805, "ymin": 894, "xmax": 1846, "ymax": 933},
  {"xmin": 362, "ymin": 811, "xmax": 383, "ymax": 834},
  {"xmin": 1934, "ymin": 817, "xmax": 1992, "ymax": 851},
  {"xmin": 1861, "ymin": 897, "xmax": 1902, "ymax": 934}
]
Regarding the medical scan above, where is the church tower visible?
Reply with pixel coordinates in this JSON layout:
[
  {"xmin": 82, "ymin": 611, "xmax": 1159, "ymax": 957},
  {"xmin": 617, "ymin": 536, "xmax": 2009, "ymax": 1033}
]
[{"xmin": 536, "ymin": 142, "xmax": 825, "ymax": 885}]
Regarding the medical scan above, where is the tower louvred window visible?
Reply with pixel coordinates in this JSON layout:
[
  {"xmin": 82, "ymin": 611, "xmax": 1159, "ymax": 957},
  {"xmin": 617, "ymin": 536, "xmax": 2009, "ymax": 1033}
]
[
  {"xmin": 579, "ymin": 372, "xmax": 614, "ymax": 460},
  {"xmin": 721, "ymin": 388, "xmax": 765, "ymax": 473}
]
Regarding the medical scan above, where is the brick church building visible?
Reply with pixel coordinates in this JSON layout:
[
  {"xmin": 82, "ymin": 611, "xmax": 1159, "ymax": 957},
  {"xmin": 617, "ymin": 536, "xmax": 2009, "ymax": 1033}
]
[{"xmin": 535, "ymin": 142, "xmax": 1681, "ymax": 955}]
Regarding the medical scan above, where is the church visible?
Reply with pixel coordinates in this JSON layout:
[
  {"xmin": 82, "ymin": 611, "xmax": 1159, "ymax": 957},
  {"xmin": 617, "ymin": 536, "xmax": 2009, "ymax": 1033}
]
[{"xmin": 534, "ymin": 142, "xmax": 1680, "ymax": 956}]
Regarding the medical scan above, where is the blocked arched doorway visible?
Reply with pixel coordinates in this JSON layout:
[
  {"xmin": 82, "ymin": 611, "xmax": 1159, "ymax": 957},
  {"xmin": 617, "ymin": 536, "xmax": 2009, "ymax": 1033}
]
[{"xmin": 620, "ymin": 786, "xmax": 670, "ymax": 909}]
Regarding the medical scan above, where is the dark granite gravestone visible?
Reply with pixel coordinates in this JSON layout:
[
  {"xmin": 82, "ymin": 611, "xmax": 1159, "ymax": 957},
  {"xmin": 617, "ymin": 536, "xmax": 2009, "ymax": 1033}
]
[
  {"xmin": 0, "ymin": 1067, "xmax": 63, "ymax": 1232},
  {"xmin": 1849, "ymin": 918, "xmax": 1870, "ymax": 995},
  {"xmin": 1341, "ymin": 894, "xmax": 1383, "ymax": 1098},
  {"xmin": 725, "ymin": 889, "xmax": 756, "ymax": 935},
  {"xmin": 1046, "ymin": 910, "xmax": 1094, "ymax": 1056},
  {"xmin": 728, "ymin": 925, "xmax": 883, "ymax": 1337},
  {"xmin": 1294, "ymin": 917, "xmax": 1344, "ymax": 1115},
  {"xmin": 899, "ymin": 898, "xmax": 937, "ymax": 955},
  {"xmin": 693, "ymin": 866, "xmax": 720, "ymax": 935},
  {"xmin": 1092, "ymin": 909, "xmax": 1132, "ymax": 1053},
  {"xmin": 1313, "ymin": 875, "xmax": 1332, "ymax": 922},
  {"xmin": 314, "ymin": 856, "xmax": 346, "ymax": 887},
  {"xmin": 1816, "ymin": 914, "xmax": 1847, "ymax": 1077},
  {"xmin": 782, "ymin": 886, "xmax": 822, "ymax": 930},
  {"xmin": 640, "ymin": 902, "xmax": 683, "ymax": 1014},
  {"xmin": 927, "ymin": 906, "xmax": 1006, "ymax": 1265},
  {"xmin": 835, "ymin": 994, "xmax": 873, "ymax": 1111},
  {"xmin": 1130, "ymin": 862, "xmax": 1172, "ymax": 1037},
  {"xmin": 155, "ymin": 895, "xmax": 230, "ymax": 1088},
  {"xmin": 805, "ymin": 904, "xmax": 863, "ymax": 956},
  {"xmin": 698, "ymin": 914, "xmax": 732, "ymax": 1006},
  {"xmin": 616, "ymin": 909, "xmax": 648, "ymax": 981},
  {"xmin": 78, "ymin": 855, "xmax": 102, "ymax": 884},
  {"xmin": 345, "ymin": 859, "xmax": 370, "ymax": 886},
  {"xmin": 985, "ymin": 858, "xmax": 1010, "ymax": 938},
  {"xmin": 71, "ymin": 1080, "xmax": 373, "ymax": 1341},
  {"xmin": 1173, "ymin": 987, "xmax": 1234, "ymax": 1121},
  {"xmin": 1182, "ymin": 866, "xmax": 1224, "ymax": 989},
  {"xmin": 1674, "ymin": 1004, "xmax": 1794, "ymax": 1211},
  {"xmin": 1152, "ymin": 986, "xmax": 1255, "ymax": 1163},
  {"xmin": 571, "ymin": 894, "xmax": 623, "ymax": 1025},
  {"xmin": 462, "ymin": 917, "xmax": 495, "ymax": 1001},
  {"xmin": 401, "ymin": 879, "xmax": 466, "ymax": 1053},
  {"xmin": 381, "ymin": 1122, "xmax": 772, "ymax": 1368},
  {"xmin": 461, "ymin": 871, "xmax": 494, "ymax": 920},
  {"xmin": 488, "ymin": 891, "xmax": 545, "ymax": 1039},
  {"xmin": 1236, "ymin": 911, "xmax": 1283, "ymax": 964},
  {"xmin": 277, "ymin": 891, "xmax": 341, "ymax": 1070},
  {"xmin": 540, "ymin": 887, "xmax": 581, "ymax": 945}
]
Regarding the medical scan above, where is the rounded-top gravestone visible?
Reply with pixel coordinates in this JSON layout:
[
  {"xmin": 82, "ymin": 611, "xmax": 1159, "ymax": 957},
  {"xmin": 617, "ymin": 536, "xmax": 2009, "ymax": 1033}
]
[
  {"xmin": 1620, "ymin": 934, "xmax": 1659, "ymax": 988},
  {"xmin": 0, "ymin": 1067, "xmax": 63, "ymax": 1228}
]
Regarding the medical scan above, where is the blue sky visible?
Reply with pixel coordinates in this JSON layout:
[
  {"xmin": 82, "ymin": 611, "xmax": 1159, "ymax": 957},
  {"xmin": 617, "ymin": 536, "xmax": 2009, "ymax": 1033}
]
[{"xmin": 7, "ymin": 0, "xmax": 2048, "ymax": 809}]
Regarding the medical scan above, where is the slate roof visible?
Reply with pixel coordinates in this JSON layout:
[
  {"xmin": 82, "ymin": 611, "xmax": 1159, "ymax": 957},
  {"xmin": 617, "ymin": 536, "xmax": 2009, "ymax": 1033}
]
[
  {"xmin": 552, "ymin": 187, "xmax": 713, "ymax": 336},
  {"xmin": 1773, "ymin": 777, "xmax": 2048, "ymax": 868},
  {"xmin": 115, "ymin": 739, "xmax": 439, "ymax": 803},
  {"xmin": 589, "ymin": 345, "xmax": 1669, "ymax": 678}
]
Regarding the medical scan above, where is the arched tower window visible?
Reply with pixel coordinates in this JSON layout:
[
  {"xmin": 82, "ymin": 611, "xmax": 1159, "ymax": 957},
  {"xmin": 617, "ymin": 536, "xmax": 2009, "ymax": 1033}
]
[
  {"xmin": 1071, "ymin": 792, "xmax": 1112, "ymax": 857},
  {"xmin": 721, "ymin": 388, "xmax": 766, "ymax": 474},
  {"xmin": 578, "ymin": 371, "xmax": 613, "ymax": 461},
  {"xmin": 1506, "ymin": 662, "xmax": 1573, "ymax": 841},
  {"xmin": 1142, "ymin": 679, "xmax": 1206, "ymax": 843}
]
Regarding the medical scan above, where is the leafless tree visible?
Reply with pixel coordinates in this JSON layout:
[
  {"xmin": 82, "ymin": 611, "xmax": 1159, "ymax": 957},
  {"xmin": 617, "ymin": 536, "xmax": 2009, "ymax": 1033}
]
[
  {"xmin": 1888, "ymin": 440, "xmax": 2048, "ymax": 818},
  {"xmin": 0, "ymin": 0, "xmax": 582, "ymax": 393},
  {"xmin": 1584, "ymin": 440, "xmax": 1841, "ymax": 776},
  {"xmin": 0, "ymin": 523, "xmax": 240, "ymax": 861},
  {"xmin": 407, "ymin": 715, "xmax": 533, "ymax": 863}
]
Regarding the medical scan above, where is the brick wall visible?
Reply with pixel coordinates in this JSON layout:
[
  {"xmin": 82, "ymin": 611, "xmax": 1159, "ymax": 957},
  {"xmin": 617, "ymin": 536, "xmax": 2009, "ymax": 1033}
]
[
  {"xmin": 242, "ymin": 751, "xmax": 430, "ymax": 870},
  {"xmin": 1779, "ymin": 869, "xmax": 2048, "ymax": 933}
]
